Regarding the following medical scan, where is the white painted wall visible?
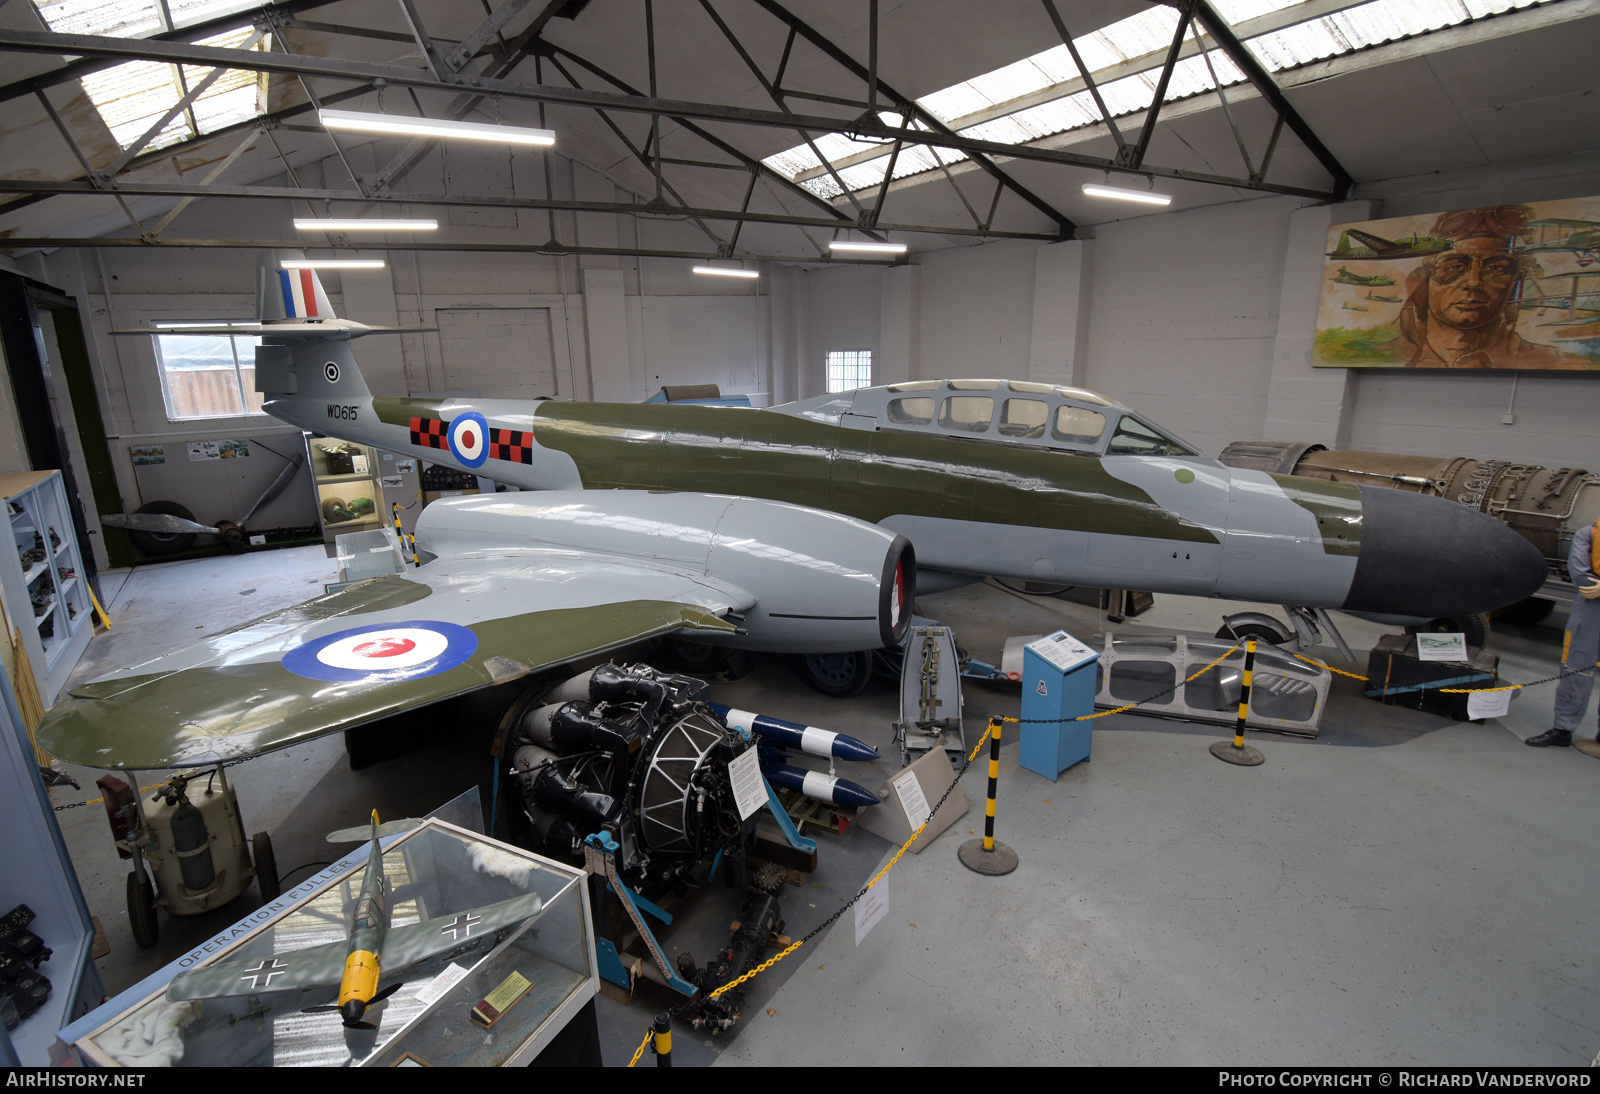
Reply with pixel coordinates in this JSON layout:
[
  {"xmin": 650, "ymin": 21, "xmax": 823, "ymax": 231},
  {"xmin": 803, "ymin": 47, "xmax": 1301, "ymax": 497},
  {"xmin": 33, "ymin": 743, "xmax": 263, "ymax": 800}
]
[{"xmin": 779, "ymin": 152, "xmax": 1600, "ymax": 472}]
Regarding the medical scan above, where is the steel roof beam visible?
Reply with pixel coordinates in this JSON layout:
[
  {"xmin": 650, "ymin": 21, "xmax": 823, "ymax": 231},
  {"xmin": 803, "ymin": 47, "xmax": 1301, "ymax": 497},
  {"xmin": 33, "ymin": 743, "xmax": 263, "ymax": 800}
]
[
  {"xmin": 543, "ymin": 44, "xmax": 881, "ymax": 234},
  {"xmin": 1186, "ymin": 0, "xmax": 1353, "ymax": 197},
  {"xmin": 0, "ymin": 178, "xmax": 1058, "ymax": 241},
  {"xmin": 0, "ymin": 235, "xmax": 907, "ymax": 264},
  {"xmin": 0, "ymin": 0, "xmax": 339, "ymax": 107},
  {"xmin": 0, "ymin": 26, "xmax": 1346, "ymax": 202},
  {"xmin": 749, "ymin": 0, "xmax": 1077, "ymax": 239}
]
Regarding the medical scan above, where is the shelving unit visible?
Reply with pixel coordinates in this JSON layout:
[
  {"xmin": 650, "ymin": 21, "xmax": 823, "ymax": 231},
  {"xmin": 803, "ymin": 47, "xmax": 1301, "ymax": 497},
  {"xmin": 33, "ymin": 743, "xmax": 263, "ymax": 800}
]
[
  {"xmin": 0, "ymin": 471, "xmax": 93, "ymax": 707},
  {"xmin": 304, "ymin": 435, "xmax": 386, "ymax": 549}
]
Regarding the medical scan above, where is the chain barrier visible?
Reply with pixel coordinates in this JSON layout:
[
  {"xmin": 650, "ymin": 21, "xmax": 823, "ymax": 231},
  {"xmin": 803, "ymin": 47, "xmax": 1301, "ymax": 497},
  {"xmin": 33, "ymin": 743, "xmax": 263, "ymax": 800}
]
[{"xmin": 1294, "ymin": 653, "xmax": 1600, "ymax": 695}]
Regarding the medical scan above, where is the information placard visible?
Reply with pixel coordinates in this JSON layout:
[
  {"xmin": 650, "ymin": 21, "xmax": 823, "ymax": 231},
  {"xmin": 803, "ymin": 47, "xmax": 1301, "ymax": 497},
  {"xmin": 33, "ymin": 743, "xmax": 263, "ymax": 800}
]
[
  {"xmin": 1467, "ymin": 689, "xmax": 1513, "ymax": 720},
  {"xmin": 854, "ymin": 878, "xmax": 890, "ymax": 946},
  {"xmin": 728, "ymin": 747, "xmax": 767, "ymax": 821},
  {"xmin": 1415, "ymin": 632, "xmax": 1468, "ymax": 662},
  {"xmin": 1024, "ymin": 630, "xmax": 1099, "ymax": 673},
  {"xmin": 892, "ymin": 770, "xmax": 932, "ymax": 830}
]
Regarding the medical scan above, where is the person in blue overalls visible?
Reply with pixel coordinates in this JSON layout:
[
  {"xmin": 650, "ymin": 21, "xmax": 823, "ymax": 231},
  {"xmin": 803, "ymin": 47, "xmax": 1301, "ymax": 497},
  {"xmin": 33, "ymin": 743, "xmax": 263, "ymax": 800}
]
[{"xmin": 1526, "ymin": 517, "xmax": 1600, "ymax": 748}]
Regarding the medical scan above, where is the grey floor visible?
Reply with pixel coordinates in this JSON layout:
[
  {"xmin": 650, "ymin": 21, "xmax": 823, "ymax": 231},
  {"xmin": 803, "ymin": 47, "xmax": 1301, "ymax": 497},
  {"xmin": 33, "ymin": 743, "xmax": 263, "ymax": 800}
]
[{"xmin": 43, "ymin": 547, "xmax": 1600, "ymax": 1066}]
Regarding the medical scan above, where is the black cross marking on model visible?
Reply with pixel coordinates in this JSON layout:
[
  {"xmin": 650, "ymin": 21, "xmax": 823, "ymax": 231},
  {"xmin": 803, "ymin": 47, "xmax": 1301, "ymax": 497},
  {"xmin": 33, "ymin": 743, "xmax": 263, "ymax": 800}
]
[
  {"xmin": 238, "ymin": 958, "xmax": 288, "ymax": 989},
  {"xmin": 441, "ymin": 913, "xmax": 481, "ymax": 940}
]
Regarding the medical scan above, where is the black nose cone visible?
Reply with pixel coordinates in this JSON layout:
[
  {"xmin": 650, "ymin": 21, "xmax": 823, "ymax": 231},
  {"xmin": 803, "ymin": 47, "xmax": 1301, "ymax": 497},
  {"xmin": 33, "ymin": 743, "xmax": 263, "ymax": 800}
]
[
  {"xmin": 1341, "ymin": 486, "xmax": 1546, "ymax": 618},
  {"xmin": 340, "ymin": 999, "xmax": 366, "ymax": 1027}
]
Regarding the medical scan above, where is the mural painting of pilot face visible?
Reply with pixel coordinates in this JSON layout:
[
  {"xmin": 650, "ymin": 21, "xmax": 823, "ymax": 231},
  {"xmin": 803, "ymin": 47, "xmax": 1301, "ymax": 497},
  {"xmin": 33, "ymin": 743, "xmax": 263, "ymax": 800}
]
[{"xmin": 1314, "ymin": 197, "xmax": 1600, "ymax": 370}]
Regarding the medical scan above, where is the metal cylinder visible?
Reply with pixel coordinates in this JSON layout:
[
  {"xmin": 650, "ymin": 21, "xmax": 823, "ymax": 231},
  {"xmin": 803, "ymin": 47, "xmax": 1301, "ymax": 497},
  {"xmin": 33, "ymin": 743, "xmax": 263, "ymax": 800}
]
[{"xmin": 170, "ymin": 799, "xmax": 216, "ymax": 892}]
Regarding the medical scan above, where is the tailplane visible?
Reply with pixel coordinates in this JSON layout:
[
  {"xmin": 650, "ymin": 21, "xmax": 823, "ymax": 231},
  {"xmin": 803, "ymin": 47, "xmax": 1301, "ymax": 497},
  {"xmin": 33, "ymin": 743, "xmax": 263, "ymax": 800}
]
[{"xmin": 326, "ymin": 815, "xmax": 424, "ymax": 843}]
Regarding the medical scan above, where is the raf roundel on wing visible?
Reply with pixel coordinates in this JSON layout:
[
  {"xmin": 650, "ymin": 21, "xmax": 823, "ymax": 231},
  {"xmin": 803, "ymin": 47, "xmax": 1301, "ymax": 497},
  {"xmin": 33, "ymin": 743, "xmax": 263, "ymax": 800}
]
[
  {"xmin": 281, "ymin": 621, "xmax": 479, "ymax": 682},
  {"xmin": 448, "ymin": 411, "xmax": 489, "ymax": 468}
]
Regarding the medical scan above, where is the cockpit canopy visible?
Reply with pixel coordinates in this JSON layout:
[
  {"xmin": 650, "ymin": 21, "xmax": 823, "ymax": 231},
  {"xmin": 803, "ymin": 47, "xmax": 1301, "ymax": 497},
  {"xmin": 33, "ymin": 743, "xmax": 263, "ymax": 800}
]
[{"xmin": 773, "ymin": 379, "xmax": 1209, "ymax": 462}]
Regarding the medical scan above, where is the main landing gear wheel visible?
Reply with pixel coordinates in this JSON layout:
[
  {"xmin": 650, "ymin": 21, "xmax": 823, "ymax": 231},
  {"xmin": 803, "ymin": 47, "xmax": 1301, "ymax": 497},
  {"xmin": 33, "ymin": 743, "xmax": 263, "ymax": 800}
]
[
  {"xmin": 1406, "ymin": 612, "xmax": 1490, "ymax": 651},
  {"xmin": 799, "ymin": 651, "xmax": 873, "ymax": 698},
  {"xmin": 659, "ymin": 637, "xmax": 730, "ymax": 675},
  {"xmin": 1493, "ymin": 597, "xmax": 1555, "ymax": 627},
  {"xmin": 1215, "ymin": 619, "xmax": 1294, "ymax": 646},
  {"xmin": 252, "ymin": 831, "xmax": 279, "ymax": 903},
  {"xmin": 127, "ymin": 869, "xmax": 158, "ymax": 948}
]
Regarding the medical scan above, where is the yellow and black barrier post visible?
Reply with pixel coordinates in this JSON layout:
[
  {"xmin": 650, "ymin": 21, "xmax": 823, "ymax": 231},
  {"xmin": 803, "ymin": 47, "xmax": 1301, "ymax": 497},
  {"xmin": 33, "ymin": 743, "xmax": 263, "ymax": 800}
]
[
  {"xmin": 651, "ymin": 1011, "xmax": 672, "ymax": 1067},
  {"xmin": 958, "ymin": 717, "xmax": 1019, "ymax": 875},
  {"xmin": 1210, "ymin": 638, "xmax": 1265, "ymax": 767}
]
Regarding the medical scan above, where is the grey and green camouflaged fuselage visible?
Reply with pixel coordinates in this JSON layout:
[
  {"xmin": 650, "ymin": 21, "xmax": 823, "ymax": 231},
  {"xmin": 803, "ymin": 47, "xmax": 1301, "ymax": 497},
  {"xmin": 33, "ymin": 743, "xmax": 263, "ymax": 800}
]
[{"xmin": 268, "ymin": 379, "xmax": 1543, "ymax": 622}]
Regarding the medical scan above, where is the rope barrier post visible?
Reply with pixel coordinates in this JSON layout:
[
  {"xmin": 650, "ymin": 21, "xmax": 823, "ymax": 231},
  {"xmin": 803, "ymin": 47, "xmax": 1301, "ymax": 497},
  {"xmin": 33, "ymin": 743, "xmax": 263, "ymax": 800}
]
[
  {"xmin": 958, "ymin": 718, "xmax": 1019, "ymax": 875},
  {"xmin": 651, "ymin": 1011, "xmax": 672, "ymax": 1067},
  {"xmin": 1210, "ymin": 638, "xmax": 1265, "ymax": 767}
]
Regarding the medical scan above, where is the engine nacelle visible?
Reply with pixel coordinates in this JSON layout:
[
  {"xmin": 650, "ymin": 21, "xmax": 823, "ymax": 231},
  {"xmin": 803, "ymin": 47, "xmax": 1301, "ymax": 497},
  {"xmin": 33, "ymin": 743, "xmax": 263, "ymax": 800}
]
[{"xmin": 416, "ymin": 490, "xmax": 914, "ymax": 653}]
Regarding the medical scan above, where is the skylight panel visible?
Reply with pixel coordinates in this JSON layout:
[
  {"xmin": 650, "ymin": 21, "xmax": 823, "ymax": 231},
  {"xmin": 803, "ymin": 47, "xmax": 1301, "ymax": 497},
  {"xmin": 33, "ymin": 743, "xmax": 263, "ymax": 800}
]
[
  {"xmin": 31, "ymin": 0, "xmax": 269, "ymax": 157},
  {"xmin": 33, "ymin": 0, "xmax": 162, "ymax": 38},
  {"xmin": 765, "ymin": 0, "xmax": 1551, "ymax": 202}
]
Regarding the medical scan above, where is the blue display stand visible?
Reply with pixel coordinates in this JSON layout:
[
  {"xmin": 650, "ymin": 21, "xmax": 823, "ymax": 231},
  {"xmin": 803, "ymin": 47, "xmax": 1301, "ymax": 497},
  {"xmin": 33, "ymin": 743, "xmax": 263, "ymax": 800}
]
[{"xmin": 1019, "ymin": 630, "xmax": 1099, "ymax": 781}]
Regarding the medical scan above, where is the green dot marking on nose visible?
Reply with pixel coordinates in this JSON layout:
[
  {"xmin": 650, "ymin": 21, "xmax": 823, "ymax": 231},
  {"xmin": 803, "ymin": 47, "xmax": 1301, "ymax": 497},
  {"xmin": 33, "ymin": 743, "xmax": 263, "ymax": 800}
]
[{"xmin": 1174, "ymin": 468, "xmax": 1195, "ymax": 484}]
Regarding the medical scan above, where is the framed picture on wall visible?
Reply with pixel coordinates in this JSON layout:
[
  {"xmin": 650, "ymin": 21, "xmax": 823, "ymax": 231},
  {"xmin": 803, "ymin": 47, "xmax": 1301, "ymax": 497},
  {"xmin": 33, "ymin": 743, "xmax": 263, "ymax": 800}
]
[{"xmin": 1312, "ymin": 198, "xmax": 1600, "ymax": 370}]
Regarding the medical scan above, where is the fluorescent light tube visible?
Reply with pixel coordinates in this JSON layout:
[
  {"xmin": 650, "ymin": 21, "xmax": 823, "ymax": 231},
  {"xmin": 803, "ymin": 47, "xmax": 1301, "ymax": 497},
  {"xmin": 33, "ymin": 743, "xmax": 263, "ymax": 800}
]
[
  {"xmin": 829, "ymin": 241, "xmax": 907, "ymax": 253},
  {"xmin": 294, "ymin": 218, "xmax": 438, "ymax": 231},
  {"xmin": 319, "ymin": 109, "xmax": 555, "ymax": 146},
  {"xmin": 692, "ymin": 266, "xmax": 759, "ymax": 279},
  {"xmin": 1081, "ymin": 183, "xmax": 1172, "ymax": 206},
  {"xmin": 280, "ymin": 259, "xmax": 387, "ymax": 269}
]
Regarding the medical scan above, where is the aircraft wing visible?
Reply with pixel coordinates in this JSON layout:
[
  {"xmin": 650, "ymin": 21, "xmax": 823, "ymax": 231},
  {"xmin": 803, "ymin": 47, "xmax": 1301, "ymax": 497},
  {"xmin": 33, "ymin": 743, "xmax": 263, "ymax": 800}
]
[
  {"xmin": 381, "ymin": 892, "xmax": 546, "ymax": 970},
  {"xmin": 36, "ymin": 551, "xmax": 749, "ymax": 769},
  {"xmin": 166, "ymin": 938, "xmax": 350, "ymax": 1001}
]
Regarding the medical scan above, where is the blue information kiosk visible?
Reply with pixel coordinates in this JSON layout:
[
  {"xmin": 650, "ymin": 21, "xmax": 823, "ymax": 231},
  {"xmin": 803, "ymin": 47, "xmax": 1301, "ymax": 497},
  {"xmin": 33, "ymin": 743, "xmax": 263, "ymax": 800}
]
[{"xmin": 1019, "ymin": 630, "xmax": 1100, "ymax": 781}]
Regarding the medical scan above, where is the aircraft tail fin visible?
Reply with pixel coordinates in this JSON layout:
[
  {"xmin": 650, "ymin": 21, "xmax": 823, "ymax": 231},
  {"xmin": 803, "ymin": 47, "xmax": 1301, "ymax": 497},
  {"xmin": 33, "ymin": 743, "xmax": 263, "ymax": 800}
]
[
  {"xmin": 257, "ymin": 249, "xmax": 338, "ymax": 322},
  {"xmin": 326, "ymin": 816, "xmax": 424, "ymax": 844}
]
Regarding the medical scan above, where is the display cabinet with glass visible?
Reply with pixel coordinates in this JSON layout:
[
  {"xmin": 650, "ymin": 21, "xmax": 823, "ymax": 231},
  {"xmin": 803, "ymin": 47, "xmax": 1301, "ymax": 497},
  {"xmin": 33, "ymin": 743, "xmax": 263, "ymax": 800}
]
[
  {"xmin": 68, "ymin": 819, "xmax": 596, "ymax": 1067},
  {"xmin": 305, "ymin": 435, "xmax": 384, "ymax": 547},
  {"xmin": 0, "ymin": 471, "xmax": 93, "ymax": 705}
]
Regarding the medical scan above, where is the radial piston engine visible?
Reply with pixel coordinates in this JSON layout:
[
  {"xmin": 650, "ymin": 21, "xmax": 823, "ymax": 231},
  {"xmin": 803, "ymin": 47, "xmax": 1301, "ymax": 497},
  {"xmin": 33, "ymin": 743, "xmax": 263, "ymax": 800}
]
[{"xmin": 500, "ymin": 663, "xmax": 759, "ymax": 893}]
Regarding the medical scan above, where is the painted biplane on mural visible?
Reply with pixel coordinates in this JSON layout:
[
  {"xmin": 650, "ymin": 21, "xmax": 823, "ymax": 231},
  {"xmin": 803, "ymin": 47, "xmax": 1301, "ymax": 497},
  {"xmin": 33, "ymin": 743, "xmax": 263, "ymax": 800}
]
[{"xmin": 1313, "ymin": 198, "xmax": 1600, "ymax": 370}]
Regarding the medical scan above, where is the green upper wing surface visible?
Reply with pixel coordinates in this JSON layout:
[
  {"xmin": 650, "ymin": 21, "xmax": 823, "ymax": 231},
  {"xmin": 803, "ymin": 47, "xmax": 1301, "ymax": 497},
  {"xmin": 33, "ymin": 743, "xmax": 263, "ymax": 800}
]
[
  {"xmin": 37, "ymin": 552, "xmax": 743, "ymax": 770},
  {"xmin": 381, "ymin": 891, "xmax": 545, "ymax": 970},
  {"xmin": 165, "ymin": 938, "xmax": 349, "ymax": 1001}
]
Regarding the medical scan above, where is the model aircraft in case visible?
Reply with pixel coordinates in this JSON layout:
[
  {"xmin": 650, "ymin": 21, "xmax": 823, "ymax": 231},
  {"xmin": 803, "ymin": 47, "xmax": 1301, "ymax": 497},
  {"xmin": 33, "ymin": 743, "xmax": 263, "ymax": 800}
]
[
  {"xmin": 34, "ymin": 251, "xmax": 1545, "ymax": 770},
  {"xmin": 166, "ymin": 813, "xmax": 542, "ymax": 1029}
]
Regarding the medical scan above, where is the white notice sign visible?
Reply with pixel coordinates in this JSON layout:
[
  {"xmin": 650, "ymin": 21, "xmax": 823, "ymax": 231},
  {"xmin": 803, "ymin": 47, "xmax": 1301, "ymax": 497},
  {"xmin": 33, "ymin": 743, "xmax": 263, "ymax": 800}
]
[
  {"xmin": 1415, "ymin": 632, "xmax": 1468, "ymax": 662},
  {"xmin": 891, "ymin": 770, "xmax": 931, "ymax": 830},
  {"xmin": 854, "ymin": 877, "xmax": 890, "ymax": 946},
  {"xmin": 1468, "ymin": 689, "xmax": 1513, "ymax": 720},
  {"xmin": 416, "ymin": 962, "xmax": 470, "ymax": 1006},
  {"xmin": 1025, "ymin": 630, "xmax": 1099, "ymax": 673},
  {"xmin": 728, "ymin": 747, "xmax": 767, "ymax": 821}
]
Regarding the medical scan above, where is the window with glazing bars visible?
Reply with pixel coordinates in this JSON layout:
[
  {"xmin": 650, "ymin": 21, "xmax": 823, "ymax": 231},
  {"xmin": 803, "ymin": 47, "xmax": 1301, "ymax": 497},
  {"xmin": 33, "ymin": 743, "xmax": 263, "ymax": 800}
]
[{"xmin": 826, "ymin": 350, "xmax": 873, "ymax": 393}]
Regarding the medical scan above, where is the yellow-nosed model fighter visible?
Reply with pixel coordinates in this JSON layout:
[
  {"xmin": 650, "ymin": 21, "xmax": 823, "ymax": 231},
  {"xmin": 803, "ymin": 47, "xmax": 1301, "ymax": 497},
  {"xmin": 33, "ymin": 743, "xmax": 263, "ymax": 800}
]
[{"xmin": 165, "ymin": 814, "xmax": 543, "ymax": 1028}]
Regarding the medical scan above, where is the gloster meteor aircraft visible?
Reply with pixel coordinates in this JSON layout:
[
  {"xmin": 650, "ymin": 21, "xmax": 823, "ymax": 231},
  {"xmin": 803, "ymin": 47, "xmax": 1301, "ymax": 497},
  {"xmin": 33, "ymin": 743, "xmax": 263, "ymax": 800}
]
[
  {"xmin": 166, "ymin": 814, "xmax": 543, "ymax": 1029},
  {"xmin": 33, "ymin": 252, "xmax": 1545, "ymax": 771}
]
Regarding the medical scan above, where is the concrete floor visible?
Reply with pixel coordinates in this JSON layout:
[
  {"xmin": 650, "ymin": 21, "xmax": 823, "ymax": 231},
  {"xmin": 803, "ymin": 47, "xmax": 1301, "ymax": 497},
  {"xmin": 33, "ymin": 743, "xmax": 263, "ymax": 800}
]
[{"xmin": 42, "ymin": 548, "xmax": 1600, "ymax": 1066}]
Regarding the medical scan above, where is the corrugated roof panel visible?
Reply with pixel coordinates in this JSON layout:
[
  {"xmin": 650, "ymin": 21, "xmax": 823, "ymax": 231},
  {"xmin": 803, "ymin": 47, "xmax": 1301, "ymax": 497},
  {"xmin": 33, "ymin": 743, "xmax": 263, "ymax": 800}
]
[
  {"xmin": 32, "ymin": 0, "xmax": 161, "ymax": 37},
  {"xmin": 764, "ymin": 0, "xmax": 1556, "ymax": 196}
]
